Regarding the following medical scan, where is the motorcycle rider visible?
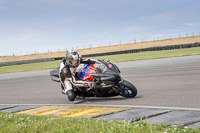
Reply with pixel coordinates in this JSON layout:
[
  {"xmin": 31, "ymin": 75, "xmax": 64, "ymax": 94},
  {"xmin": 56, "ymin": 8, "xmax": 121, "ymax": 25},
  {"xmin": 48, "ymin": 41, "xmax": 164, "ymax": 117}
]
[{"xmin": 59, "ymin": 50, "xmax": 96, "ymax": 101}]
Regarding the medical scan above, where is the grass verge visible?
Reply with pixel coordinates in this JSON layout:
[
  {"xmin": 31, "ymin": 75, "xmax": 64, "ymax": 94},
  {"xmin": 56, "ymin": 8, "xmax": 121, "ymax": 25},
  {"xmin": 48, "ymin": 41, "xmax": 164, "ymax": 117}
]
[
  {"xmin": 92, "ymin": 47, "xmax": 200, "ymax": 62},
  {"xmin": 1, "ymin": 36, "xmax": 200, "ymax": 63},
  {"xmin": 0, "ymin": 60, "xmax": 61, "ymax": 74},
  {"xmin": 0, "ymin": 112, "xmax": 199, "ymax": 133},
  {"xmin": 0, "ymin": 47, "xmax": 200, "ymax": 74}
]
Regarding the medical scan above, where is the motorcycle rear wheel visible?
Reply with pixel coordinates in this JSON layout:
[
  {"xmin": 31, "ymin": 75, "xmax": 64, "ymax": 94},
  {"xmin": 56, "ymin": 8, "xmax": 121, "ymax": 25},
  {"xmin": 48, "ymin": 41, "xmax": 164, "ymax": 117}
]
[{"xmin": 118, "ymin": 80, "xmax": 137, "ymax": 98}]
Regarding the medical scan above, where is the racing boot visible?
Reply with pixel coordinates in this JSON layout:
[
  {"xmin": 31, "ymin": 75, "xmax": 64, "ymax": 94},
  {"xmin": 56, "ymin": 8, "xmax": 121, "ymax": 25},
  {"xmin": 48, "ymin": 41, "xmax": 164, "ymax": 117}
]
[{"xmin": 66, "ymin": 90, "xmax": 76, "ymax": 101}]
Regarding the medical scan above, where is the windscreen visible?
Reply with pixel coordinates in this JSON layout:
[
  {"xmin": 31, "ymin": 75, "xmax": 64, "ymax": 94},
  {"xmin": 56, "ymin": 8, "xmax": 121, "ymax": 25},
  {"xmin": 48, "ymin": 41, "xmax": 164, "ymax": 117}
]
[{"xmin": 94, "ymin": 63, "xmax": 107, "ymax": 73}]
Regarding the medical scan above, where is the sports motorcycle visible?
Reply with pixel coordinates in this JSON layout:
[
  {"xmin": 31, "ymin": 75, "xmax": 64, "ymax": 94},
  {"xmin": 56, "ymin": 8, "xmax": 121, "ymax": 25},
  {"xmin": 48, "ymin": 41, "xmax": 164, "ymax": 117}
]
[{"xmin": 50, "ymin": 59, "xmax": 137, "ymax": 100}]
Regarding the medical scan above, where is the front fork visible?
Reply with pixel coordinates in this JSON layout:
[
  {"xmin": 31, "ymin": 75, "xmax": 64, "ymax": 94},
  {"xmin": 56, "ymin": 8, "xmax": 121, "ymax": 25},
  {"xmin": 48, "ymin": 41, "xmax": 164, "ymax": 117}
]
[
  {"xmin": 112, "ymin": 78, "xmax": 124, "ymax": 94},
  {"xmin": 117, "ymin": 78, "xmax": 124, "ymax": 84}
]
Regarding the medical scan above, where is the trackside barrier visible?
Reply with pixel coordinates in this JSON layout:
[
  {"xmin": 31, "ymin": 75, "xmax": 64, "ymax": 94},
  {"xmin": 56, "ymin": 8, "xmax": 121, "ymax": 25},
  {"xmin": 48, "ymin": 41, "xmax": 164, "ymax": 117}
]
[
  {"xmin": 81, "ymin": 42, "xmax": 200, "ymax": 58},
  {"xmin": 0, "ymin": 58, "xmax": 55, "ymax": 67},
  {"xmin": 0, "ymin": 42, "xmax": 200, "ymax": 67}
]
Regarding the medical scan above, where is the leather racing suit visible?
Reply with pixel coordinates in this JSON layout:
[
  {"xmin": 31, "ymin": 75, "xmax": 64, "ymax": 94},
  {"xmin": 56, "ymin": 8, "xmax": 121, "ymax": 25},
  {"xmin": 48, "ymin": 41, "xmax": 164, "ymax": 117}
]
[{"xmin": 59, "ymin": 58, "xmax": 96, "ymax": 94}]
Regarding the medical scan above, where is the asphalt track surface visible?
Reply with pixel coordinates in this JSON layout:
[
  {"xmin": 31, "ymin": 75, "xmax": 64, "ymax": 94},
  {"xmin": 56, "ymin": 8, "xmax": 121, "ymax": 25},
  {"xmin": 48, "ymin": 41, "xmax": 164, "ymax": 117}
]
[{"xmin": 0, "ymin": 55, "xmax": 200, "ymax": 109}]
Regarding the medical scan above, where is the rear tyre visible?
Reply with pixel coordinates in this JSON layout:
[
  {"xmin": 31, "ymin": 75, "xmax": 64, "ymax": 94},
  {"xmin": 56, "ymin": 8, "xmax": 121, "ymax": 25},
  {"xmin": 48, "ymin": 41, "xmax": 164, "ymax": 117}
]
[{"xmin": 118, "ymin": 80, "xmax": 137, "ymax": 98}]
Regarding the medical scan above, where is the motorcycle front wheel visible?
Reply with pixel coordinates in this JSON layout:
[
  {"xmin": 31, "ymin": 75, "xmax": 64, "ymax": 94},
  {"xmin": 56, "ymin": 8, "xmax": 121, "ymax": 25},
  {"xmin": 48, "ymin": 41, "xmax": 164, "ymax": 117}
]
[{"xmin": 118, "ymin": 80, "xmax": 137, "ymax": 98}]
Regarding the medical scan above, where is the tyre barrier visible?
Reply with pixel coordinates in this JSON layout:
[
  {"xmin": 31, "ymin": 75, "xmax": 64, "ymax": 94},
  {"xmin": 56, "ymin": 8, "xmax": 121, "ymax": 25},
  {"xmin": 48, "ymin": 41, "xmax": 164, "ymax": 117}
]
[
  {"xmin": 0, "ymin": 42, "xmax": 200, "ymax": 67},
  {"xmin": 82, "ymin": 42, "xmax": 200, "ymax": 58},
  {"xmin": 0, "ymin": 57, "xmax": 55, "ymax": 67}
]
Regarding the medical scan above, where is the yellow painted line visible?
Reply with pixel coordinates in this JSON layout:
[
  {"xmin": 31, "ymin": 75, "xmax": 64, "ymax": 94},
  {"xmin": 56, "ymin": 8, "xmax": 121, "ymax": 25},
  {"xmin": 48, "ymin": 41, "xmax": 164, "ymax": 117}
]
[
  {"xmin": 61, "ymin": 107, "xmax": 129, "ymax": 118},
  {"xmin": 17, "ymin": 106, "xmax": 66, "ymax": 115},
  {"xmin": 36, "ymin": 106, "xmax": 93, "ymax": 117},
  {"xmin": 17, "ymin": 106, "xmax": 131, "ymax": 118}
]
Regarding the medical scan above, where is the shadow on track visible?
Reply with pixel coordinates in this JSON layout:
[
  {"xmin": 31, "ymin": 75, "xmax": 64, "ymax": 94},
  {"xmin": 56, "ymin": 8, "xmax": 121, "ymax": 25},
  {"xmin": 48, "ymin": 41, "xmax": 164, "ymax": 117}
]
[{"xmin": 73, "ymin": 95, "xmax": 143, "ymax": 104}]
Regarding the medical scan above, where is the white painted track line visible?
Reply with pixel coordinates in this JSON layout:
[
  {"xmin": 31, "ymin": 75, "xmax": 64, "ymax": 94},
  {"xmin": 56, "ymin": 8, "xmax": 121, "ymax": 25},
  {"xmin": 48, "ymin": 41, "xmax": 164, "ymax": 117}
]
[{"xmin": 1, "ymin": 104, "xmax": 200, "ymax": 111}]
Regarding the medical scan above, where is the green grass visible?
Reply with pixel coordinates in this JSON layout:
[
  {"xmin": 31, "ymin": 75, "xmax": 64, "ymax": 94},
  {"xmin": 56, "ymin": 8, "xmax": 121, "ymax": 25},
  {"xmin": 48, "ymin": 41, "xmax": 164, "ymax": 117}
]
[
  {"xmin": 92, "ymin": 47, "xmax": 200, "ymax": 62},
  {"xmin": 0, "ymin": 112, "xmax": 199, "ymax": 133},
  {"xmin": 0, "ymin": 47, "xmax": 200, "ymax": 74},
  {"xmin": 0, "ymin": 60, "xmax": 61, "ymax": 74}
]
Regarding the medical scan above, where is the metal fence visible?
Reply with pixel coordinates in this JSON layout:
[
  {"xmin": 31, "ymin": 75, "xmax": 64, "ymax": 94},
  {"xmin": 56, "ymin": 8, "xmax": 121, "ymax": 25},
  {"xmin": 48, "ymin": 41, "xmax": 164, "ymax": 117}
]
[
  {"xmin": 78, "ymin": 42, "xmax": 200, "ymax": 57},
  {"xmin": 72, "ymin": 32, "xmax": 200, "ymax": 51},
  {"xmin": 1, "ymin": 42, "xmax": 200, "ymax": 67},
  {"xmin": 2, "ymin": 32, "xmax": 200, "ymax": 57}
]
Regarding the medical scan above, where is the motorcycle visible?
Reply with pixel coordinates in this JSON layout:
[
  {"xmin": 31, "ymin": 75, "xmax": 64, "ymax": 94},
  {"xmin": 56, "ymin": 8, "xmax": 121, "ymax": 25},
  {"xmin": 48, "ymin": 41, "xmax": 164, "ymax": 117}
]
[{"xmin": 50, "ymin": 59, "xmax": 137, "ymax": 100}]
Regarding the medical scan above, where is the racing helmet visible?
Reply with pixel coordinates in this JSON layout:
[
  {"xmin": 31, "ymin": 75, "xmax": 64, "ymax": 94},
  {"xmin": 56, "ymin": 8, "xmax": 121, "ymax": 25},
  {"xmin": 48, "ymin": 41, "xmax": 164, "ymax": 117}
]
[{"xmin": 65, "ymin": 50, "xmax": 80, "ymax": 67}]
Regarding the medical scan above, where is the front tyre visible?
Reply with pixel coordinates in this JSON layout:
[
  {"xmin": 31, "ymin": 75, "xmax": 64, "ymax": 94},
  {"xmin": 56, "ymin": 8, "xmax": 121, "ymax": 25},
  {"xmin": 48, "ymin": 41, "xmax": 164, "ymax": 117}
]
[{"xmin": 118, "ymin": 80, "xmax": 137, "ymax": 98}]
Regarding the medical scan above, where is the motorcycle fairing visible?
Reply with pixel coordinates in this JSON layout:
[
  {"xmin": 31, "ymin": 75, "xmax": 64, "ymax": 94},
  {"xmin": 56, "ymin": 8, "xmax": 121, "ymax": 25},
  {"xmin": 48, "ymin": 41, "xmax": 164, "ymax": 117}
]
[{"xmin": 50, "ymin": 59, "xmax": 121, "ymax": 83}]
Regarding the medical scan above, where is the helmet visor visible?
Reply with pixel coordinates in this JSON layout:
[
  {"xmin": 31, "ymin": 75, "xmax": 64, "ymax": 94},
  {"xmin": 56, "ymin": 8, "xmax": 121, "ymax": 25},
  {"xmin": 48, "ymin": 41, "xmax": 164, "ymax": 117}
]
[{"xmin": 70, "ymin": 60, "xmax": 78, "ymax": 66}]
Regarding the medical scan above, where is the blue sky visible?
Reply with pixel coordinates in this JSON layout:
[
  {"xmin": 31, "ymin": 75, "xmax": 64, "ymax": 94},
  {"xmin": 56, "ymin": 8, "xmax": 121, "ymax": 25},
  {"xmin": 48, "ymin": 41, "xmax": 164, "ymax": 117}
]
[{"xmin": 0, "ymin": 0, "xmax": 200, "ymax": 56}]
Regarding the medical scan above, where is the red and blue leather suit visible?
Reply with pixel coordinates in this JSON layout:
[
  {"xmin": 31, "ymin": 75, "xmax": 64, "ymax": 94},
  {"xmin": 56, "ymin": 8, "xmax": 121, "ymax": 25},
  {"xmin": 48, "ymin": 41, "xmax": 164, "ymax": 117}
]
[{"xmin": 59, "ymin": 58, "xmax": 96, "ymax": 93}]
